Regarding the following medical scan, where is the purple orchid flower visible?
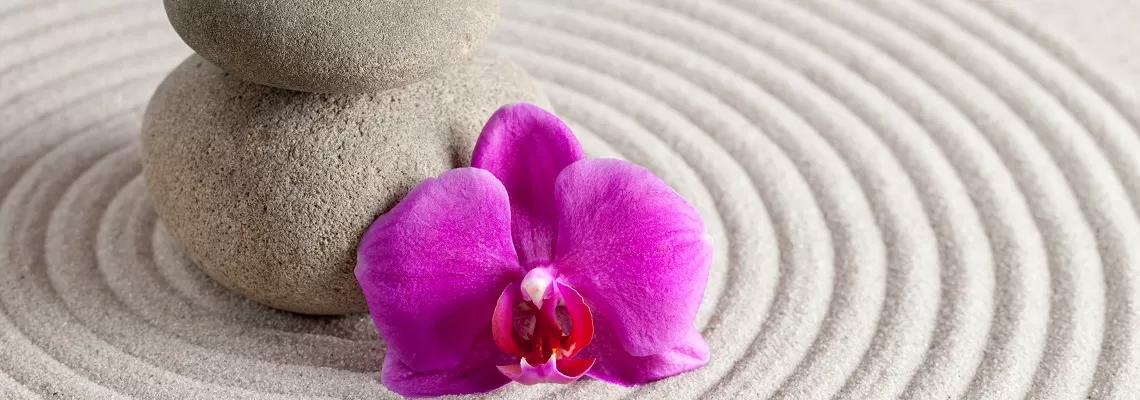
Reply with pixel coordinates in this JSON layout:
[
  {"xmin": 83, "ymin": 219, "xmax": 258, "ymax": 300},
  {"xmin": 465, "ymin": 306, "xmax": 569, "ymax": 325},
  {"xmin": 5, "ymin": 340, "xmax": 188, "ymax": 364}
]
[{"xmin": 355, "ymin": 103, "xmax": 713, "ymax": 397}]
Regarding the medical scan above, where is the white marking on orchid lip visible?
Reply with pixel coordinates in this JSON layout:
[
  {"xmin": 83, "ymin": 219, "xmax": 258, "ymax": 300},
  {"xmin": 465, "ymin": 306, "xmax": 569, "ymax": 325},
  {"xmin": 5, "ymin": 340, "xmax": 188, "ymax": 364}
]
[{"xmin": 520, "ymin": 268, "xmax": 555, "ymax": 309}]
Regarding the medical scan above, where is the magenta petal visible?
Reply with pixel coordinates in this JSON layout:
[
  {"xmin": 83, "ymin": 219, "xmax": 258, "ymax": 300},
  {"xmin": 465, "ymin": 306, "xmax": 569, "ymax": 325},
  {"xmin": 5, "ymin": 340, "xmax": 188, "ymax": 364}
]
[
  {"xmin": 554, "ymin": 159, "xmax": 713, "ymax": 357},
  {"xmin": 472, "ymin": 102, "xmax": 586, "ymax": 268},
  {"xmin": 356, "ymin": 168, "xmax": 522, "ymax": 372},
  {"xmin": 383, "ymin": 332, "xmax": 513, "ymax": 397},
  {"xmin": 580, "ymin": 314, "xmax": 710, "ymax": 386}
]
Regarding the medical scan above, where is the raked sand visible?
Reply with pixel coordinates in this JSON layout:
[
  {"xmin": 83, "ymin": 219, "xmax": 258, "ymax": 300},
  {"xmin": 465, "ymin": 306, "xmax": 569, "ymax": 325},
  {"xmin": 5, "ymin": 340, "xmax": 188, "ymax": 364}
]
[{"xmin": 1, "ymin": 0, "xmax": 1138, "ymax": 398}]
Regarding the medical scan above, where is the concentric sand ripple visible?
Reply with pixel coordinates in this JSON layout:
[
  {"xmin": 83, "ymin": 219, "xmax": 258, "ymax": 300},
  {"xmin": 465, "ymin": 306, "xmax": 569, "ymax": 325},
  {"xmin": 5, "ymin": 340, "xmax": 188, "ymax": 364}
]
[{"xmin": 1, "ymin": 0, "xmax": 1137, "ymax": 398}]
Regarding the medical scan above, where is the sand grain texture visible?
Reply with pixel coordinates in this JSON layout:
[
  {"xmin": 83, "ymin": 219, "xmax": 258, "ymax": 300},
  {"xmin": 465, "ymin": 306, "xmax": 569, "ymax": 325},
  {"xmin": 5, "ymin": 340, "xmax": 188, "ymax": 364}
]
[{"xmin": 1, "ymin": 0, "xmax": 1138, "ymax": 399}]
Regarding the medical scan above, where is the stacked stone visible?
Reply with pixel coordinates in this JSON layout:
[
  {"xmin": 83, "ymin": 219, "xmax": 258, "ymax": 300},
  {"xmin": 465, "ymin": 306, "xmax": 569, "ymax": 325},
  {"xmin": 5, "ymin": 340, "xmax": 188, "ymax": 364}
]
[{"xmin": 140, "ymin": 0, "xmax": 548, "ymax": 315}]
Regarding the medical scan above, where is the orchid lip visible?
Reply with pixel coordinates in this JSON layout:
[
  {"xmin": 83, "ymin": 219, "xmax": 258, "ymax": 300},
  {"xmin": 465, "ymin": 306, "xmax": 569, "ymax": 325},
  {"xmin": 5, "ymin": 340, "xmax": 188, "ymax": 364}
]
[
  {"xmin": 496, "ymin": 354, "xmax": 595, "ymax": 385},
  {"xmin": 493, "ymin": 279, "xmax": 595, "ymax": 385}
]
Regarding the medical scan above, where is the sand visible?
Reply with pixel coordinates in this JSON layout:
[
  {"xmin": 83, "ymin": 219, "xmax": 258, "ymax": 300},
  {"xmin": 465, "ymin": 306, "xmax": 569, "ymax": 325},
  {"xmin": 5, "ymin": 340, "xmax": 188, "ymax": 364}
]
[{"xmin": 1, "ymin": 0, "xmax": 1138, "ymax": 398}]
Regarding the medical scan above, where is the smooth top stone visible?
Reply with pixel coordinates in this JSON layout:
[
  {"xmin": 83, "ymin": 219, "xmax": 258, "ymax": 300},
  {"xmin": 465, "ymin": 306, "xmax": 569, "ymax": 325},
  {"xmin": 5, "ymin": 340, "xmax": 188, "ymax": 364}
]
[
  {"xmin": 163, "ymin": 0, "xmax": 500, "ymax": 93},
  {"xmin": 140, "ymin": 52, "xmax": 548, "ymax": 315}
]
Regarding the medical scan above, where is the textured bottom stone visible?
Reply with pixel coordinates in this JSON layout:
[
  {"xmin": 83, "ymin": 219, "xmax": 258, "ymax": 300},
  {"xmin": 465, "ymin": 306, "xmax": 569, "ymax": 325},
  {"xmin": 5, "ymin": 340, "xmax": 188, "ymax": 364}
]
[{"xmin": 140, "ymin": 53, "xmax": 550, "ymax": 315}]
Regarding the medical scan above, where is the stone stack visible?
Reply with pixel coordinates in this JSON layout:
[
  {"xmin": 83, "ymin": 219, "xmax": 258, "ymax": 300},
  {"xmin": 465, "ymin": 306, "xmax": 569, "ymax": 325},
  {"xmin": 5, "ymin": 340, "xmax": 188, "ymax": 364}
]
[{"xmin": 140, "ymin": 0, "xmax": 549, "ymax": 315}]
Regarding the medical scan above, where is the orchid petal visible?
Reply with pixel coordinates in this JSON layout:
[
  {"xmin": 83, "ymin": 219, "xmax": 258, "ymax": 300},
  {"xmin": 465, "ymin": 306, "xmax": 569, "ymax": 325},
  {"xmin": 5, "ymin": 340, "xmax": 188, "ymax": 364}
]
[
  {"xmin": 581, "ymin": 314, "xmax": 709, "ymax": 386},
  {"xmin": 472, "ymin": 103, "xmax": 586, "ymax": 268},
  {"xmin": 554, "ymin": 159, "xmax": 713, "ymax": 357},
  {"xmin": 383, "ymin": 332, "xmax": 513, "ymax": 397},
  {"xmin": 356, "ymin": 168, "xmax": 522, "ymax": 372}
]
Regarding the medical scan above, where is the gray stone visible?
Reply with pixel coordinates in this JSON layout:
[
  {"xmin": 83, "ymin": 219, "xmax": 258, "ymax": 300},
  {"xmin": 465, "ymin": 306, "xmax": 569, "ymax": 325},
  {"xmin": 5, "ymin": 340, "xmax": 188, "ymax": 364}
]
[
  {"xmin": 163, "ymin": 0, "xmax": 499, "ymax": 93},
  {"xmin": 140, "ymin": 53, "xmax": 549, "ymax": 315}
]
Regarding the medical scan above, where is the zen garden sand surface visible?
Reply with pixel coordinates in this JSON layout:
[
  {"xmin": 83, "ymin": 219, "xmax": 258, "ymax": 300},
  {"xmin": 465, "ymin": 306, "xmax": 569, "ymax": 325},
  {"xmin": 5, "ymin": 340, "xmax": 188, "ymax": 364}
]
[{"xmin": 1, "ymin": 0, "xmax": 1139, "ymax": 398}]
